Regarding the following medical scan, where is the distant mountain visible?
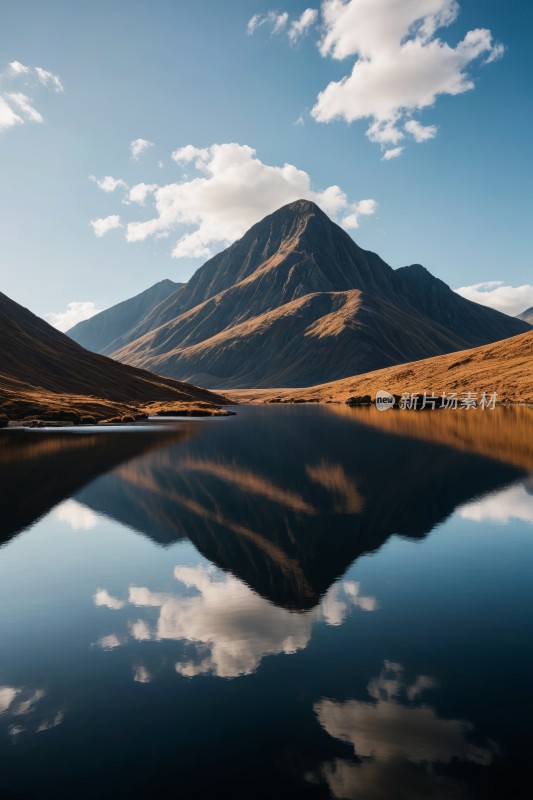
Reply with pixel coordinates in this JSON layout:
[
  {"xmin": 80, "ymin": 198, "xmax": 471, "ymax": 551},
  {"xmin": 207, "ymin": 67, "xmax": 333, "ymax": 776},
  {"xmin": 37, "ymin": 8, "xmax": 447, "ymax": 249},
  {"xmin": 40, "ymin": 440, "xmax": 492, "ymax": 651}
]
[
  {"xmin": 0, "ymin": 291, "xmax": 226, "ymax": 420},
  {"xmin": 67, "ymin": 278, "xmax": 181, "ymax": 355},
  {"xmin": 75, "ymin": 200, "xmax": 530, "ymax": 388},
  {"xmin": 517, "ymin": 306, "xmax": 533, "ymax": 325}
]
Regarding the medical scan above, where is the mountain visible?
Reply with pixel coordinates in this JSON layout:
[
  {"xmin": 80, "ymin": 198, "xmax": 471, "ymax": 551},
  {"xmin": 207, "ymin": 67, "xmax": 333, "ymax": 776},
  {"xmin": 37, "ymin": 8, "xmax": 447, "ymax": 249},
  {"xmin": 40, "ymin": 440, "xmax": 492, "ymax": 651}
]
[
  {"xmin": 67, "ymin": 278, "xmax": 181, "ymax": 355},
  {"xmin": 72, "ymin": 200, "xmax": 531, "ymax": 389},
  {"xmin": 76, "ymin": 406, "xmax": 526, "ymax": 610},
  {"xmin": 518, "ymin": 306, "xmax": 533, "ymax": 325},
  {"xmin": 0, "ymin": 290, "xmax": 226, "ymax": 422},
  {"xmin": 229, "ymin": 330, "xmax": 533, "ymax": 405}
]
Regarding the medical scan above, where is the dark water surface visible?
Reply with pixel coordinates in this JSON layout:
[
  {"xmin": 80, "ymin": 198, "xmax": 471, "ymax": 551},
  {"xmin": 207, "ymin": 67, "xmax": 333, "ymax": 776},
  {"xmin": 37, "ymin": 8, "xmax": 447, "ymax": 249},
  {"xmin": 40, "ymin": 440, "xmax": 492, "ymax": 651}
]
[{"xmin": 0, "ymin": 405, "xmax": 532, "ymax": 799}]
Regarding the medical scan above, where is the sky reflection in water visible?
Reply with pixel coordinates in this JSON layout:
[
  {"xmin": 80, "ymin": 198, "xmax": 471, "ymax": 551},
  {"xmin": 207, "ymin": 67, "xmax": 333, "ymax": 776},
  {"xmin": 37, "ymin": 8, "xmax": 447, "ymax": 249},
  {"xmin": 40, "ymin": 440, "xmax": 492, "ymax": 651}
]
[{"xmin": 0, "ymin": 405, "xmax": 531, "ymax": 799}]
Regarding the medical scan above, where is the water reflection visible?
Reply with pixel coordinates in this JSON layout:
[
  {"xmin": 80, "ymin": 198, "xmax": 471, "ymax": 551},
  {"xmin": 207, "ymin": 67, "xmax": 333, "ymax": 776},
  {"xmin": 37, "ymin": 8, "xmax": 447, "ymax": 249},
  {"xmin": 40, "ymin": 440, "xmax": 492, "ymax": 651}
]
[
  {"xmin": 74, "ymin": 406, "xmax": 528, "ymax": 610},
  {"xmin": 458, "ymin": 477, "xmax": 533, "ymax": 524},
  {"xmin": 0, "ymin": 684, "xmax": 64, "ymax": 739},
  {"xmin": 0, "ymin": 406, "xmax": 532, "ymax": 798},
  {"xmin": 314, "ymin": 661, "xmax": 496, "ymax": 799},
  {"xmin": 0, "ymin": 426, "xmax": 191, "ymax": 545},
  {"xmin": 94, "ymin": 565, "xmax": 377, "ymax": 679}
]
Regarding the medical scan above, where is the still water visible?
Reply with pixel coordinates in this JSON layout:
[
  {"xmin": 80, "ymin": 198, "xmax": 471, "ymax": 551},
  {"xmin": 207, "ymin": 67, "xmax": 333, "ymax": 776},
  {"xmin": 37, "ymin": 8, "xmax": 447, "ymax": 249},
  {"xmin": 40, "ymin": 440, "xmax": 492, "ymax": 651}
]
[{"xmin": 0, "ymin": 405, "xmax": 532, "ymax": 799}]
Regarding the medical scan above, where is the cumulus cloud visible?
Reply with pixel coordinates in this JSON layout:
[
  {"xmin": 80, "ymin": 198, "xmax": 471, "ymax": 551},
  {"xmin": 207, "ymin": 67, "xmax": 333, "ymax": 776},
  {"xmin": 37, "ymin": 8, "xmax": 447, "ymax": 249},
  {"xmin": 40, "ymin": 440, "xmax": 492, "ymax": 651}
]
[
  {"xmin": 94, "ymin": 589, "xmax": 125, "ymax": 611},
  {"xmin": 45, "ymin": 302, "xmax": 102, "ymax": 333},
  {"xmin": 89, "ymin": 175, "xmax": 128, "ymax": 193},
  {"xmin": 311, "ymin": 0, "xmax": 505, "ymax": 156},
  {"xmin": 458, "ymin": 478, "xmax": 533, "ymax": 525},
  {"xmin": 0, "ymin": 60, "xmax": 63, "ymax": 132},
  {"xmin": 405, "ymin": 118, "xmax": 438, "ymax": 142},
  {"xmin": 315, "ymin": 660, "xmax": 495, "ymax": 798},
  {"xmin": 98, "ymin": 142, "xmax": 376, "ymax": 259},
  {"xmin": 247, "ymin": 11, "xmax": 289, "ymax": 36},
  {"xmin": 130, "ymin": 138, "xmax": 154, "ymax": 160},
  {"xmin": 97, "ymin": 565, "xmax": 377, "ymax": 679},
  {"xmin": 94, "ymin": 634, "xmax": 123, "ymax": 650},
  {"xmin": 454, "ymin": 280, "xmax": 533, "ymax": 317},
  {"xmin": 90, "ymin": 214, "xmax": 122, "ymax": 237},
  {"xmin": 289, "ymin": 8, "xmax": 319, "ymax": 43}
]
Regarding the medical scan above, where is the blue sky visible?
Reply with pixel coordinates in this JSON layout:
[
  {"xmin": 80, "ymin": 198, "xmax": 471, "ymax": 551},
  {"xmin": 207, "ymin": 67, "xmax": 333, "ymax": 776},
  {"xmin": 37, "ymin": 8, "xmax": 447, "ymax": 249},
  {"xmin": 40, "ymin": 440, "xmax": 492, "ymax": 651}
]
[{"xmin": 0, "ymin": 0, "xmax": 531, "ymax": 329}]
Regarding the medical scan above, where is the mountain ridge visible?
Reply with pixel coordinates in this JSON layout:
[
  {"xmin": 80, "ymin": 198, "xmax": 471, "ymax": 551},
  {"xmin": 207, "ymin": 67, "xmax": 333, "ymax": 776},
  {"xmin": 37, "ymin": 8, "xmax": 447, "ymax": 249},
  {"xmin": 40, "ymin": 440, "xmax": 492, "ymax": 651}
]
[{"xmin": 67, "ymin": 200, "xmax": 531, "ymax": 388}]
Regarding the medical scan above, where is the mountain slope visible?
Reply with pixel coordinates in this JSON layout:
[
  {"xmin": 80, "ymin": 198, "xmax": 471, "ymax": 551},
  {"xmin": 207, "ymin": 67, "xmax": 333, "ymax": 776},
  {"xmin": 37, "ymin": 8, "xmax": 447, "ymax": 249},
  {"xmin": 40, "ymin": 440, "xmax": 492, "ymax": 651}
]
[
  {"xmin": 84, "ymin": 200, "xmax": 530, "ymax": 388},
  {"xmin": 0, "ymin": 291, "xmax": 227, "ymax": 420},
  {"xmin": 67, "ymin": 278, "xmax": 181, "ymax": 355},
  {"xmin": 518, "ymin": 306, "xmax": 533, "ymax": 325},
  {"xmin": 228, "ymin": 330, "xmax": 533, "ymax": 405}
]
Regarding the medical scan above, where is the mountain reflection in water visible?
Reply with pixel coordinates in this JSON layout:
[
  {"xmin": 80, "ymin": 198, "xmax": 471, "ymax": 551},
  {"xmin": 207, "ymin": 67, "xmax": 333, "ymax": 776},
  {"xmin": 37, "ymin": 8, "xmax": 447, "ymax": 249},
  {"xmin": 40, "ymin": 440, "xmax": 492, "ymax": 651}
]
[{"xmin": 0, "ymin": 405, "xmax": 532, "ymax": 800}]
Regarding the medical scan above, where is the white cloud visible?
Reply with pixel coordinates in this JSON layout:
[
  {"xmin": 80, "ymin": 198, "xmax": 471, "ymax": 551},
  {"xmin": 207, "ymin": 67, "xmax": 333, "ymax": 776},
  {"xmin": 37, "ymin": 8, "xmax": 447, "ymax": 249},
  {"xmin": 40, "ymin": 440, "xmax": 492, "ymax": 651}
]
[
  {"xmin": 458, "ymin": 479, "xmax": 533, "ymax": 525},
  {"xmin": 405, "ymin": 118, "xmax": 438, "ymax": 142},
  {"xmin": 382, "ymin": 146, "xmax": 403, "ymax": 160},
  {"xmin": 247, "ymin": 11, "xmax": 289, "ymax": 36},
  {"xmin": 0, "ymin": 60, "xmax": 63, "ymax": 133},
  {"xmin": 90, "ymin": 214, "xmax": 122, "ymax": 238},
  {"xmin": 128, "ymin": 182, "xmax": 158, "ymax": 205},
  {"xmin": 294, "ymin": 115, "xmax": 305, "ymax": 126},
  {"xmin": 133, "ymin": 665, "xmax": 152, "ymax": 684},
  {"xmin": 100, "ymin": 142, "xmax": 377, "ymax": 259},
  {"xmin": 289, "ymin": 8, "xmax": 319, "ymax": 43},
  {"xmin": 34, "ymin": 66, "xmax": 63, "ymax": 93},
  {"xmin": 0, "ymin": 95, "xmax": 23, "ymax": 130},
  {"xmin": 129, "ymin": 619, "xmax": 152, "ymax": 641},
  {"xmin": 94, "ymin": 634, "xmax": 123, "ymax": 650},
  {"xmin": 8, "ymin": 60, "xmax": 30, "ymax": 76},
  {"xmin": 45, "ymin": 302, "xmax": 102, "ymax": 333},
  {"xmin": 0, "ymin": 686, "xmax": 19, "ymax": 714},
  {"xmin": 130, "ymin": 138, "xmax": 154, "ymax": 160},
  {"xmin": 311, "ymin": 0, "xmax": 504, "ymax": 156},
  {"xmin": 90, "ymin": 175, "xmax": 128, "ymax": 193},
  {"xmin": 98, "ymin": 566, "xmax": 376, "ymax": 679},
  {"xmin": 0, "ymin": 684, "xmax": 63, "ymax": 738},
  {"xmin": 315, "ymin": 660, "xmax": 495, "ymax": 798},
  {"xmin": 454, "ymin": 280, "xmax": 533, "ymax": 317},
  {"xmin": 94, "ymin": 589, "xmax": 125, "ymax": 610},
  {"xmin": 5, "ymin": 92, "xmax": 43, "ymax": 123}
]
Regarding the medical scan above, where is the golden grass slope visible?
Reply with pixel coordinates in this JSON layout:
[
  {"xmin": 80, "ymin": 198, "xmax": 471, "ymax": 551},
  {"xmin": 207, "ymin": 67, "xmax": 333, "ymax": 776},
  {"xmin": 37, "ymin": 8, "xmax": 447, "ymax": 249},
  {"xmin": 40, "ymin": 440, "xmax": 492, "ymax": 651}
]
[{"xmin": 227, "ymin": 330, "xmax": 533, "ymax": 405}]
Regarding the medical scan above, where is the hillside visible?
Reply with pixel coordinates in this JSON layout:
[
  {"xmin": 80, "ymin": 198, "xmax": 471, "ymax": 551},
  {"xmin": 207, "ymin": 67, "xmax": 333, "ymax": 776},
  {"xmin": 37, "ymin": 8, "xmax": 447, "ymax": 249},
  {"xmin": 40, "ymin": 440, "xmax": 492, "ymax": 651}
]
[
  {"xmin": 68, "ymin": 278, "xmax": 182, "ymax": 355},
  {"xmin": 227, "ymin": 330, "xmax": 533, "ymax": 405},
  {"xmin": 0, "ymin": 291, "xmax": 227, "ymax": 422},
  {"xmin": 90, "ymin": 200, "xmax": 528, "ymax": 388}
]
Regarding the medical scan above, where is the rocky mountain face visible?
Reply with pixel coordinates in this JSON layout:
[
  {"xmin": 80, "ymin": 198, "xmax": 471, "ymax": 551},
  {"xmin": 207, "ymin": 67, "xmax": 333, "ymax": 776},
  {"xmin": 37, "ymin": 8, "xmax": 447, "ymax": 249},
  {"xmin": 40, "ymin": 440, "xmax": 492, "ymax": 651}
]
[
  {"xmin": 68, "ymin": 278, "xmax": 182, "ymax": 355},
  {"xmin": 69, "ymin": 200, "xmax": 531, "ymax": 388}
]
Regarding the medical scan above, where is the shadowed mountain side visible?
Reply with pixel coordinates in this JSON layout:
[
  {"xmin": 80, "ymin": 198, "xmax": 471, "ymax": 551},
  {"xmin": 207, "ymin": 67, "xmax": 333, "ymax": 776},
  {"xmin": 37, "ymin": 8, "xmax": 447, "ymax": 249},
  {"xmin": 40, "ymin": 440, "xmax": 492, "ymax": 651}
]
[
  {"xmin": 112, "ymin": 290, "xmax": 468, "ymax": 389},
  {"xmin": 0, "ymin": 427, "xmax": 192, "ymax": 545},
  {"xmin": 77, "ymin": 407, "xmax": 525, "ymax": 610},
  {"xmin": 230, "ymin": 330, "xmax": 533, "ymax": 405},
  {"xmin": 67, "ymin": 279, "xmax": 182, "ymax": 355},
  {"xmin": 0, "ymin": 291, "xmax": 228, "ymax": 421},
  {"xmin": 91, "ymin": 200, "xmax": 528, "ymax": 388},
  {"xmin": 518, "ymin": 306, "xmax": 533, "ymax": 325}
]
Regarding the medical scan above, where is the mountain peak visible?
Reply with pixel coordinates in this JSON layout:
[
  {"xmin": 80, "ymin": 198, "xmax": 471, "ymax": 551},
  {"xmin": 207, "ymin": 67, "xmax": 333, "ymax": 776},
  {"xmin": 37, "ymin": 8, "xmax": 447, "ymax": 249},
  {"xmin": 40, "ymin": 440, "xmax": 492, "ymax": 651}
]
[{"xmin": 283, "ymin": 198, "xmax": 322, "ymax": 215}]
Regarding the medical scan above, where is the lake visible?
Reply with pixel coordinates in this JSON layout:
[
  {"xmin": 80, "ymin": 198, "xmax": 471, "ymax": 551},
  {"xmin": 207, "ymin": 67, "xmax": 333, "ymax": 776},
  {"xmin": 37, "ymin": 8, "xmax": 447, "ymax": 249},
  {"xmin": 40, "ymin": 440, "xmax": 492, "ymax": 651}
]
[{"xmin": 0, "ymin": 405, "xmax": 532, "ymax": 799}]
